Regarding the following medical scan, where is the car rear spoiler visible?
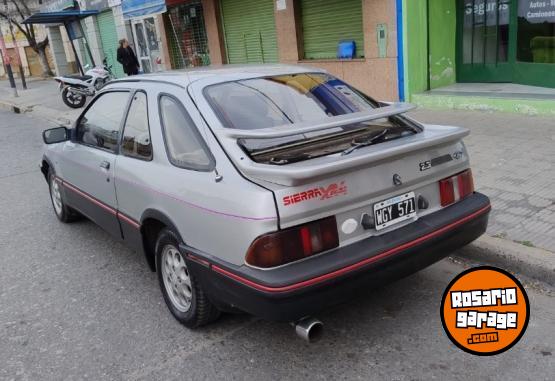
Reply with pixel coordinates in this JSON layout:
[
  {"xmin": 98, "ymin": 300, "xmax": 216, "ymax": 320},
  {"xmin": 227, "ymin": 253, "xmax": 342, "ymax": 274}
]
[
  {"xmin": 213, "ymin": 103, "xmax": 469, "ymax": 186},
  {"xmin": 220, "ymin": 103, "xmax": 417, "ymax": 139}
]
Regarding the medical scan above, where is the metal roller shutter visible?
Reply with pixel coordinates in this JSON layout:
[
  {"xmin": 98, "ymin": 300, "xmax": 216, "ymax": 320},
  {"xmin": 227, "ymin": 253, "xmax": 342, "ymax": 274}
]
[
  {"xmin": 220, "ymin": 0, "xmax": 278, "ymax": 64},
  {"xmin": 97, "ymin": 10, "xmax": 125, "ymax": 78},
  {"xmin": 300, "ymin": 0, "xmax": 364, "ymax": 60}
]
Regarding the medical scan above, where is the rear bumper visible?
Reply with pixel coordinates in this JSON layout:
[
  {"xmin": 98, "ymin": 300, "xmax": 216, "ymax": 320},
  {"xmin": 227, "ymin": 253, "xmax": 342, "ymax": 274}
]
[{"xmin": 183, "ymin": 192, "xmax": 491, "ymax": 322}]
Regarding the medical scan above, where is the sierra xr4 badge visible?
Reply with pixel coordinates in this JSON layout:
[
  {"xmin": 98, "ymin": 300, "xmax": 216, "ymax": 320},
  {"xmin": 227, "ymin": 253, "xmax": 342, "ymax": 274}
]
[{"xmin": 283, "ymin": 181, "xmax": 348, "ymax": 206}]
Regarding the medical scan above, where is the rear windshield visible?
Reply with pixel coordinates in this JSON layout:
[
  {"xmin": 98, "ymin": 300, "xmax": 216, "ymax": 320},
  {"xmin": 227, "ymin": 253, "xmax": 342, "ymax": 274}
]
[{"xmin": 204, "ymin": 73, "xmax": 380, "ymax": 130}]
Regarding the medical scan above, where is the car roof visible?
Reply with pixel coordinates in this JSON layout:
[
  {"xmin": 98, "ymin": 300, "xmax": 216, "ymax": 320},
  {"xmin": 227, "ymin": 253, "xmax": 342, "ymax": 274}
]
[{"xmin": 109, "ymin": 64, "xmax": 326, "ymax": 87}]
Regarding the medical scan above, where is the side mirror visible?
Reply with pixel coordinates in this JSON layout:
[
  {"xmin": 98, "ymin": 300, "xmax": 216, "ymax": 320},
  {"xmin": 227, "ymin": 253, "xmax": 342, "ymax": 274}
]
[{"xmin": 43, "ymin": 127, "xmax": 70, "ymax": 144}]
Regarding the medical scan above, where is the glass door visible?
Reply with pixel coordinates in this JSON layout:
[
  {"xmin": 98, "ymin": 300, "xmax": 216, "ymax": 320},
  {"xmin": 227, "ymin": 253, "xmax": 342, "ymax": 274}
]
[
  {"xmin": 132, "ymin": 17, "xmax": 162, "ymax": 73},
  {"xmin": 457, "ymin": 0, "xmax": 516, "ymax": 82}
]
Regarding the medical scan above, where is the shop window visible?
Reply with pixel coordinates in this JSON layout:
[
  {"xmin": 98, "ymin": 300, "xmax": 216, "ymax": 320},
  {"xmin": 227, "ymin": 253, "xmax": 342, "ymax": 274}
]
[
  {"xmin": 299, "ymin": 0, "xmax": 364, "ymax": 60},
  {"xmin": 462, "ymin": 0, "xmax": 511, "ymax": 64},
  {"xmin": 164, "ymin": 0, "xmax": 210, "ymax": 69},
  {"xmin": 517, "ymin": 0, "xmax": 555, "ymax": 63}
]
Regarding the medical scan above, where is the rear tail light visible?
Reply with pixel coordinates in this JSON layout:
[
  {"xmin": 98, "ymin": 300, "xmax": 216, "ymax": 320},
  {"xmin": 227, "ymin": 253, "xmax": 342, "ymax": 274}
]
[
  {"xmin": 439, "ymin": 169, "xmax": 475, "ymax": 207},
  {"xmin": 246, "ymin": 216, "xmax": 339, "ymax": 268}
]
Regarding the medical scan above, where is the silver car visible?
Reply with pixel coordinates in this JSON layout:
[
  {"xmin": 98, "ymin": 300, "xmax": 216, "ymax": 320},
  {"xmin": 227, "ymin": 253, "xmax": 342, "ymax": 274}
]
[{"xmin": 41, "ymin": 65, "xmax": 490, "ymax": 340}]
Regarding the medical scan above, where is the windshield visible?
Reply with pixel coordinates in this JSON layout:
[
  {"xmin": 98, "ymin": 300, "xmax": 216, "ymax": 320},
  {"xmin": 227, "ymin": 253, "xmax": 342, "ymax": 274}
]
[{"xmin": 204, "ymin": 73, "xmax": 380, "ymax": 130}]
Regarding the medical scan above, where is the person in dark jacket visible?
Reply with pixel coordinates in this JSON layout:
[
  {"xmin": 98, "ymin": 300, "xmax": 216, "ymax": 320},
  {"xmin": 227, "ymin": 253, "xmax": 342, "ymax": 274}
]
[{"xmin": 117, "ymin": 39, "xmax": 140, "ymax": 76}]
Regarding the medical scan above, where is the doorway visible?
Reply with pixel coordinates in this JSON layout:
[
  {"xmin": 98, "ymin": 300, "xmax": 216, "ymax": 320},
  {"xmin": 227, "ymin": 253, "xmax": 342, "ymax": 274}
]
[
  {"xmin": 132, "ymin": 17, "xmax": 162, "ymax": 73},
  {"xmin": 457, "ymin": 0, "xmax": 555, "ymax": 87},
  {"xmin": 457, "ymin": 0, "xmax": 514, "ymax": 83}
]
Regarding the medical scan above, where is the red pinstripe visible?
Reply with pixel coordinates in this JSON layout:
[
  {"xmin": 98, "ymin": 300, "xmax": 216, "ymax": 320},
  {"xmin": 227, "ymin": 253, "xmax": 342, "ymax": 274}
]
[
  {"xmin": 212, "ymin": 204, "xmax": 491, "ymax": 293},
  {"xmin": 59, "ymin": 178, "xmax": 141, "ymax": 229},
  {"xmin": 62, "ymin": 180, "xmax": 117, "ymax": 216},
  {"xmin": 117, "ymin": 212, "xmax": 141, "ymax": 229}
]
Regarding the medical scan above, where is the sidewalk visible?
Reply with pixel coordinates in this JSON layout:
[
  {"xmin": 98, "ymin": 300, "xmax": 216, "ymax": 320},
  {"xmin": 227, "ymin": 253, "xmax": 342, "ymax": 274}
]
[
  {"xmin": 0, "ymin": 78, "xmax": 81, "ymax": 125},
  {"xmin": 410, "ymin": 108, "xmax": 555, "ymax": 253}
]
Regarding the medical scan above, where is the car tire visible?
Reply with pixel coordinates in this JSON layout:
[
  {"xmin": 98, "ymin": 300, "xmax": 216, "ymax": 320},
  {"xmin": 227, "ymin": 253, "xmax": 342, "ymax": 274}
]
[
  {"xmin": 155, "ymin": 228, "xmax": 220, "ymax": 328},
  {"xmin": 48, "ymin": 171, "xmax": 81, "ymax": 223}
]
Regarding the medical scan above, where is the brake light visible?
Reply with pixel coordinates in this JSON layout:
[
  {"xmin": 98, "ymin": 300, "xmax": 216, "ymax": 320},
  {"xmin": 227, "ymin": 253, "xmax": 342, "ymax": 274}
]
[
  {"xmin": 246, "ymin": 216, "xmax": 339, "ymax": 268},
  {"xmin": 439, "ymin": 169, "xmax": 475, "ymax": 207}
]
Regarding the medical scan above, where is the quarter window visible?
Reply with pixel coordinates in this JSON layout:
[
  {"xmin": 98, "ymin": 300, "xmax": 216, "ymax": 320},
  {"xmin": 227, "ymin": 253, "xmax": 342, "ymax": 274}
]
[
  {"xmin": 159, "ymin": 95, "xmax": 213, "ymax": 170},
  {"xmin": 122, "ymin": 92, "xmax": 152, "ymax": 160},
  {"xmin": 76, "ymin": 91, "xmax": 129, "ymax": 152}
]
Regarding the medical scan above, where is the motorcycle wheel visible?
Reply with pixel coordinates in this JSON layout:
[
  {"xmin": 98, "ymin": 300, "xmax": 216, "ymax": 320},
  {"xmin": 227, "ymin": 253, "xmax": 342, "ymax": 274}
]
[{"xmin": 62, "ymin": 87, "xmax": 87, "ymax": 109}]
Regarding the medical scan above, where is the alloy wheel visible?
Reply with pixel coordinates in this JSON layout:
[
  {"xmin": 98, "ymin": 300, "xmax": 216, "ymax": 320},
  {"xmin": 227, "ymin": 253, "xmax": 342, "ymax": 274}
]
[
  {"xmin": 50, "ymin": 178, "xmax": 63, "ymax": 217},
  {"xmin": 161, "ymin": 245, "xmax": 192, "ymax": 312}
]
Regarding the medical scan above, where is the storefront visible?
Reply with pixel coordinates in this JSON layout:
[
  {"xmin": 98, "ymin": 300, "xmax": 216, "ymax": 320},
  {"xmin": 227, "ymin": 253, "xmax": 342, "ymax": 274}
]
[
  {"xmin": 164, "ymin": 0, "xmax": 210, "ymax": 69},
  {"xmin": 404, "ymin": 0, "xmax": 555, "ymax": 100},
  {"xmin": 122, "ymin": 0, "xmax": 167, "ymax": 73},
  {"xmin": 92, "ymin": 2, "xmax": 126, "ymax": 78},
  {"xmin": 220, "ymin": 0, "xmax": 278, "ymax": 64},
  {"xmin": 458, "ymin": 0, "xmax": 555, "ymax": 87}
]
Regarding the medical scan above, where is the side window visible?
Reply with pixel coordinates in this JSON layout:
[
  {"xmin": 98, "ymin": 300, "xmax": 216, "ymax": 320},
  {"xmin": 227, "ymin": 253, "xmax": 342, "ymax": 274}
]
[
  {"xmin": 159, "ymin": 95, "xmax": 214, "ymax": 171},
  {"xmin": 122, "ymin": 92, "xmax": 152, "ymax": 160},
  {"xmin": 76, "ymin": 91, "xmax": 129, "ymax": 152}
]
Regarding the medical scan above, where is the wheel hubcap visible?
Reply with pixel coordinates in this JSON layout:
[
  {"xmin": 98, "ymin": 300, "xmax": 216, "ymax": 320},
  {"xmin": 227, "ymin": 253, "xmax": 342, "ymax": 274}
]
[
  {"xmin": 161, "ymin": 245, "xmax": 192, "ymax": 312},
  {"xmin": 50, "ymin": 178, "xmax": 63, "ymax": 216}
]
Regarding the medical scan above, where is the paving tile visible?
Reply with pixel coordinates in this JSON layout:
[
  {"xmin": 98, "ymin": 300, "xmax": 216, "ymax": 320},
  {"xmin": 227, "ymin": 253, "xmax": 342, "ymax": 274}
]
[{"xmin": 411, "ymin": 108, "xmax": 555, "ymax": 252}]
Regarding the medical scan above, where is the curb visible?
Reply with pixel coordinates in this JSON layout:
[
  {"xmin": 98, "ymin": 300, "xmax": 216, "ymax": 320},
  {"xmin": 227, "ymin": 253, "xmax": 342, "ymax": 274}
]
[
  {"xmin": 0, "ymin": 99, "xmax": 29, "ymax": 114},
  {"xmin": 454, "ymin": 235, "xmax": 555, "ymax": 287},
  {"xmin": 0, "ymin": 99, "xmax": 73, "ymax": 126}
]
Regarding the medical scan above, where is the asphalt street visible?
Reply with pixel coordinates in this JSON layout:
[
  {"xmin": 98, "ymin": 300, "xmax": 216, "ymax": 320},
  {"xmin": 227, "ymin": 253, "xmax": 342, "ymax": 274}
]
[{"xmin": 0, "ymin": 110, "xmax": 554, "ymax": 381}]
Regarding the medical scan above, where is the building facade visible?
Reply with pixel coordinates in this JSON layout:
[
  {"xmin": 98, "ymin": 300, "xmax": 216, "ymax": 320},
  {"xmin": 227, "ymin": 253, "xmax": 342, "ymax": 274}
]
[
  {"xmin": 41, "ymin": 0, "xmax": 172, "ymax": 77},
  {"xmin": 403, "ymin": 0, "xmax": 555, "ymax": 100},
  {"xmin": 0, "ymin": 0, "xmax": 57, "ymax": 78},
  {"xmin": 195, "ymin": 0, "xmax": 400, "ymax": 101}
]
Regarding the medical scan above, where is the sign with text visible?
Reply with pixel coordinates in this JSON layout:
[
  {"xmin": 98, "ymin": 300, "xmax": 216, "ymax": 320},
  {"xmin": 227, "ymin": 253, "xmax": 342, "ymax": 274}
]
[
  {"xmin": 77, "ymin": 0, "xmax": 111, "ymax": 11},
  {"xmin": 41, "ymin": 0, "xmax": 75, "ymax": 12},
  {"xmin": 464, "ymin": 0, "xmax": 511, "ymax": 26},
  {"xmin": 519, "ymin": 0, "xmax": 555, "ymax": 23},
  {"xmin": 122, "ymin": 0, "xmax": 166, "ymax": 20}
]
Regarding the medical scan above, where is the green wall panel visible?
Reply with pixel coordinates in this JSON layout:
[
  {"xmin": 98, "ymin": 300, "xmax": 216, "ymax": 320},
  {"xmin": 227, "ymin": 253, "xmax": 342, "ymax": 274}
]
[
  {"xmin": 299, "ymin": 0, "xmax": 364, "ymax": 59},
  {"xmin": 428, "ymin": 0, "xmax": 456, "ymax": 89},
  {"xmin": 97, "ymin": 10, "xmax": 125, "ymax": 78},
  {"xmin": 404, "ymin": 0, "xmax": 428, "ymax": 99},
  {"xmin": 404, "ymin": 0, "xmax": 457, "ymax": 99},
  {"xmin": 220, "ymin": 0, "xmax": 278, "ymax": 64}
]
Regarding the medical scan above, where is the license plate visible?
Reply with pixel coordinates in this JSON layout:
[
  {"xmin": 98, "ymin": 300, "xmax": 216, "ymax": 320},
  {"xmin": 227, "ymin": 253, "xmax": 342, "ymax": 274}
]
[{"xmin": 373, "ymin": 192, "xmax": 416, "ymax": 231}]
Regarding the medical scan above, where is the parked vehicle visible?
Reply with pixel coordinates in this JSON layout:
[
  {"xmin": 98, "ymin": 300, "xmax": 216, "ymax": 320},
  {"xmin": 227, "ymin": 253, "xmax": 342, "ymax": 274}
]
[
  {"xmin": 40, "ymin": 65, "xmax": 490, "ymax": 342},
  {"xmin": 54, "ymin": 58, "xmax": 114, "ymax": 109}
]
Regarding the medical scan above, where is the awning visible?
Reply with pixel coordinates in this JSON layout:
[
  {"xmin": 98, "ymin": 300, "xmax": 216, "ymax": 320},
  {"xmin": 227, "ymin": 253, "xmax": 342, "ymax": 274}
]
[
  {"xmin": 122, "ymin": 0, "xmax": 166, "ymax": 20},
  {"xmin": 23, "ymin": 10, "xmax": 99, "ymax": 24}
]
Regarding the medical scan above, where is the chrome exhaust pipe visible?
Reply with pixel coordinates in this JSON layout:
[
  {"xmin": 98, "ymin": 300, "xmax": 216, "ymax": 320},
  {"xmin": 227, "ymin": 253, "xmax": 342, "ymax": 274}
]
[{"xmin": 293, "ymin": 317, "xmax": 323, "ymax": 343}]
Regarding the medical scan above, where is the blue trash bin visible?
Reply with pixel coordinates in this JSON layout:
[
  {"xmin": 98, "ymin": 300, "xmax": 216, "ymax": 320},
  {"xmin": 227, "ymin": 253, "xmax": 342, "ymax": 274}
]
[{"xmin": 337, "ymin": 40, "xmax": 356, "ymax": 59}]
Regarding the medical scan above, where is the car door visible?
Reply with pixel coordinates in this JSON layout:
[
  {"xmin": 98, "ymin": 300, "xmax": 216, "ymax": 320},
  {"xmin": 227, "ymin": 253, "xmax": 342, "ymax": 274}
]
[
  {"xmin": 60, "ymin": 90, "xmax": 131, "ymax": 238},
  {"xmin": 113, "ymin": 89, "xmax": 153, "ymax": 253}
]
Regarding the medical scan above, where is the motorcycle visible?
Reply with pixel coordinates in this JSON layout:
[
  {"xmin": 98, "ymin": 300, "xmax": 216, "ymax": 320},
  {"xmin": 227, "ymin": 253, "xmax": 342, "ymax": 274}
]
[{"xmin": 54, "ymin": 58, "xmax": 115, "ymax": 109}]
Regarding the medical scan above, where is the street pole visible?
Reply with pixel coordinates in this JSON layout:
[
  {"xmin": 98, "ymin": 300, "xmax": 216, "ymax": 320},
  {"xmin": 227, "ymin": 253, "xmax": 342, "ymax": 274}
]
[
  {"xmin": 4, "ymin": 0, "xmax": 25, "ymax": 89},
  {"xmin": 7, "ymin": 19, "xmax": 26, "ymax": 89},
  {"xmin": 0, "ymin": 27, "xmax": 18, "ymax": 97}
]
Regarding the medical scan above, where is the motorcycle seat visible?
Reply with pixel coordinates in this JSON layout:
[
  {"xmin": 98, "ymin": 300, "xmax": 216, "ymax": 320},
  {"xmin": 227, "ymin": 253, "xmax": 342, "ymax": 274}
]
[{"xmin": 65, "ymin": 74, "xmax": 92, "ymax": 81}]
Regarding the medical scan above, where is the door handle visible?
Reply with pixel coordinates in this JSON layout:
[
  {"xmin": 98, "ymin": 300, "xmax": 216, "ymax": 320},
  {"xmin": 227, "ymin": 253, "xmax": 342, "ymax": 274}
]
[{"xmin": 100, "ymin": 160, "xmax": 110, "ymax": 170}]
